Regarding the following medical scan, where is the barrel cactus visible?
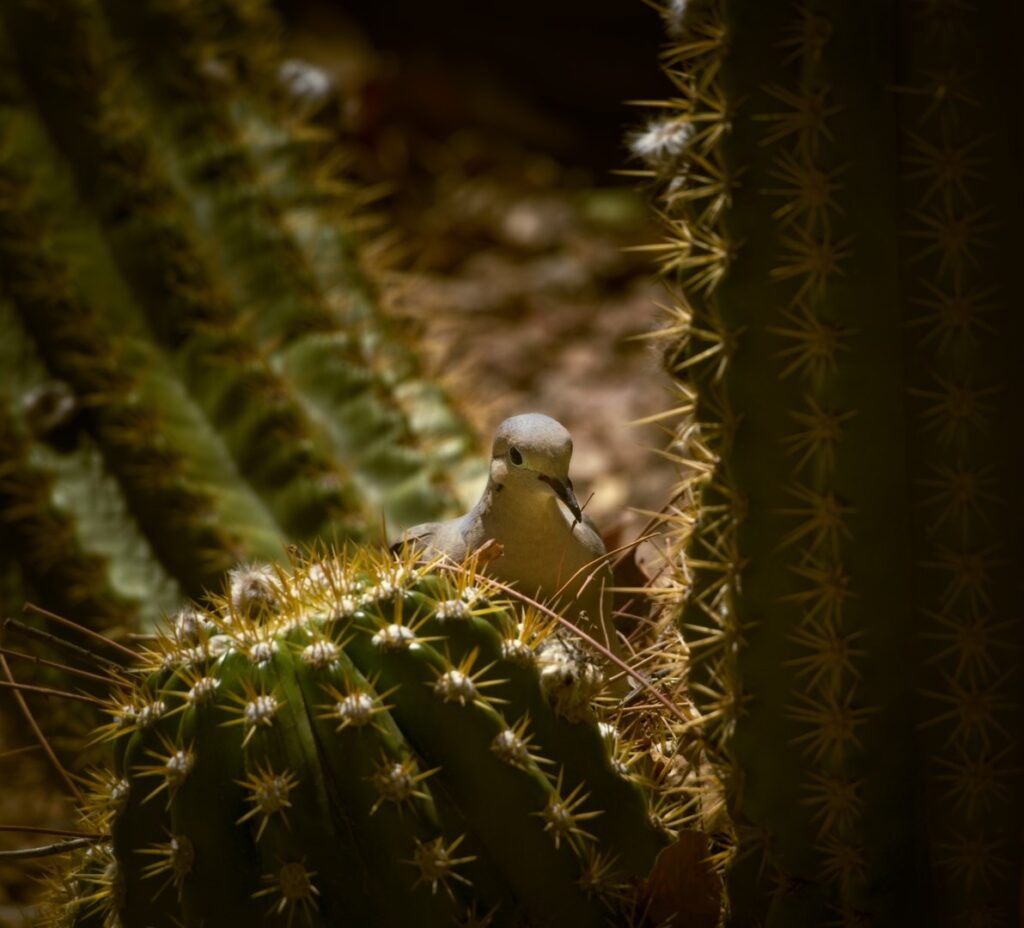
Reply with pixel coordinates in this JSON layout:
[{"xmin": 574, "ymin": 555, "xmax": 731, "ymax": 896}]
[
  {"xmin": 40, "ymin": 549, "xmax": 694, "ymax": 927},
  {"xmin": 644, "ymin": 1, "xmax": 1023, "ymax": 925}
]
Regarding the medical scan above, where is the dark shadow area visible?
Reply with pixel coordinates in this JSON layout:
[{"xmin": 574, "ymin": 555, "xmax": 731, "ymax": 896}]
[{"xmin": 278, "ymin": 0, "xmax": 667, "ymax": 174}]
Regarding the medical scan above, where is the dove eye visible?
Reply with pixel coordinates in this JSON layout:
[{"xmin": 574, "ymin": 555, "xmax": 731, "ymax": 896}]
[{"xmin": 508, "ymin": 446, "xmax": 524, "ymax": 466}]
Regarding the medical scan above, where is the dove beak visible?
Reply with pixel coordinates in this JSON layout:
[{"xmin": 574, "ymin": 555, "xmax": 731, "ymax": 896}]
[{"xmin": 538, "ymin": 474, "xmax": 582, "ymax": 523}]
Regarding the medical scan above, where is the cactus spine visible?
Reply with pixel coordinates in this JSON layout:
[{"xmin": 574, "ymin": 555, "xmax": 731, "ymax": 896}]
[
  {"xmin": 50, "ymin": 551, "xmax": 677, "ymax": 927},
  {"xmin": 647, "ymin": 1, "xmax": 1023, "ymax": 924}
]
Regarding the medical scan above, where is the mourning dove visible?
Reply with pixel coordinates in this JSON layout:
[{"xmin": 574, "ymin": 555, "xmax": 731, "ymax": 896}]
[{"xmin": 397, "ymin": 413, "xmax": 623, "ymax": 662}]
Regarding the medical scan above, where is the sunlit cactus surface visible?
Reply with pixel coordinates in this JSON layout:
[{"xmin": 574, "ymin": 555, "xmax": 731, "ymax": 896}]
[{"xmin": 43, "ymin": 550, "xmax": 691, "ymax": 928}]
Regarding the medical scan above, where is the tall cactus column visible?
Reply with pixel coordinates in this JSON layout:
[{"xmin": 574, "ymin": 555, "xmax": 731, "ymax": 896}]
[{"xmin": 648, "ymin": 1, "xmax": 1023, "ymax": 924}]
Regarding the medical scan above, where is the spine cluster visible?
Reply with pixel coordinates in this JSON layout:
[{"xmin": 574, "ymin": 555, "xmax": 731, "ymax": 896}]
[{"xmin": 49, "ymin": 552, "xmax": 678, "ymax": 928}]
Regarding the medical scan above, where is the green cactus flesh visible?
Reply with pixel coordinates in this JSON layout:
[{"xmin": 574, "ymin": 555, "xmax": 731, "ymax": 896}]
[
  {"xmin": 51, "ymin": 551, "xmax": 676, "ymax": 927},
  {"xmin": 9, "ymin": 0, "xmax": 479, "ymax": 529},
  {"xmin": 95, "ymin": 0, "xmax": 486, "ymax": 518},
  {"xmin": 650, "ymin": 1, "xmax": 1023, "ymax": 925},
  {"xmin": 0, "ymin": 0, "xmax": 485, "ymax": 642},
  {"xmin": 0, "ymin": 104, "xmax": 289, "ymax": 601}
]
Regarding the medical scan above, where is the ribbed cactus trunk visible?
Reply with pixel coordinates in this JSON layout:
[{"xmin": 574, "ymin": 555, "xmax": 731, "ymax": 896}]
[
  {"xmin": 651, "ymin": 1, "xmax": 1023, "ymax": 924},
  {"xmin": 49, "ymin": 552, "xmax": 676, "ymax": 928},
  {"xmin": 0, "ymin": 0, "xmax": 481, "ymax": 633}
]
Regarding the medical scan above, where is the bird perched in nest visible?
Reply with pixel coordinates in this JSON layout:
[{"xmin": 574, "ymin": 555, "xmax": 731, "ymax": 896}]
[{"xmin": 395, "ymin": 413, "xmax": 623, "ymax": 664}]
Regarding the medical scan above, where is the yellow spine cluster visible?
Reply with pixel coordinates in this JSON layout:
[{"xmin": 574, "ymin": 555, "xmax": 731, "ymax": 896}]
[{"xmin": 639, "ymin": 0, "xmax": 740, "ymax": 874}]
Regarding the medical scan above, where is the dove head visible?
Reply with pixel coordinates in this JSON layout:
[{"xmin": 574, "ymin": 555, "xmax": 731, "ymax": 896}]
[{"xmin": 489, "ymin": 414, "xmax": 582, "ymax": 522}]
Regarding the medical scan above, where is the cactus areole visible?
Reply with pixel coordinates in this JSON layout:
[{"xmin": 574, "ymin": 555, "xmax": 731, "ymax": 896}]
[{"xmin": 50, "ymin": 551, "xmax": 684, "ymax": 927}]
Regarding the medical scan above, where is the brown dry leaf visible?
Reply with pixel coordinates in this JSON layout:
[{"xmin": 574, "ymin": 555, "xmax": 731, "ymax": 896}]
[{"xmin": 643, "ymin": 829, "xmax": 723, "ymax": 928}]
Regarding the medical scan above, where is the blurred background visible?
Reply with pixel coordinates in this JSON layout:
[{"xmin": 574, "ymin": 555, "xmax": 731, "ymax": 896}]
[{"xmin": 276, "ymin": 0, "xmax": 676, "ymax": 533}]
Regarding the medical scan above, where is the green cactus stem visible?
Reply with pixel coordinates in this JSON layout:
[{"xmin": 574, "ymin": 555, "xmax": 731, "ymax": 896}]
[
  {"xmin": 2, "ymin": 0, "xmax": 371, "ymax": 548},
  {"xmin": 647, "ymin": 1, "xmax": 1023, "ymax": 924},
  {"xmin": 0, "ymin": 0, "xmax": 485, "ymax": 641},
  {"xmin": 108, "ymin": 0, "xmax": 480, "ymax": 526},
  {"xmin": 49, "ymin": 549, "xmax": 685, "ymax": 927}
]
